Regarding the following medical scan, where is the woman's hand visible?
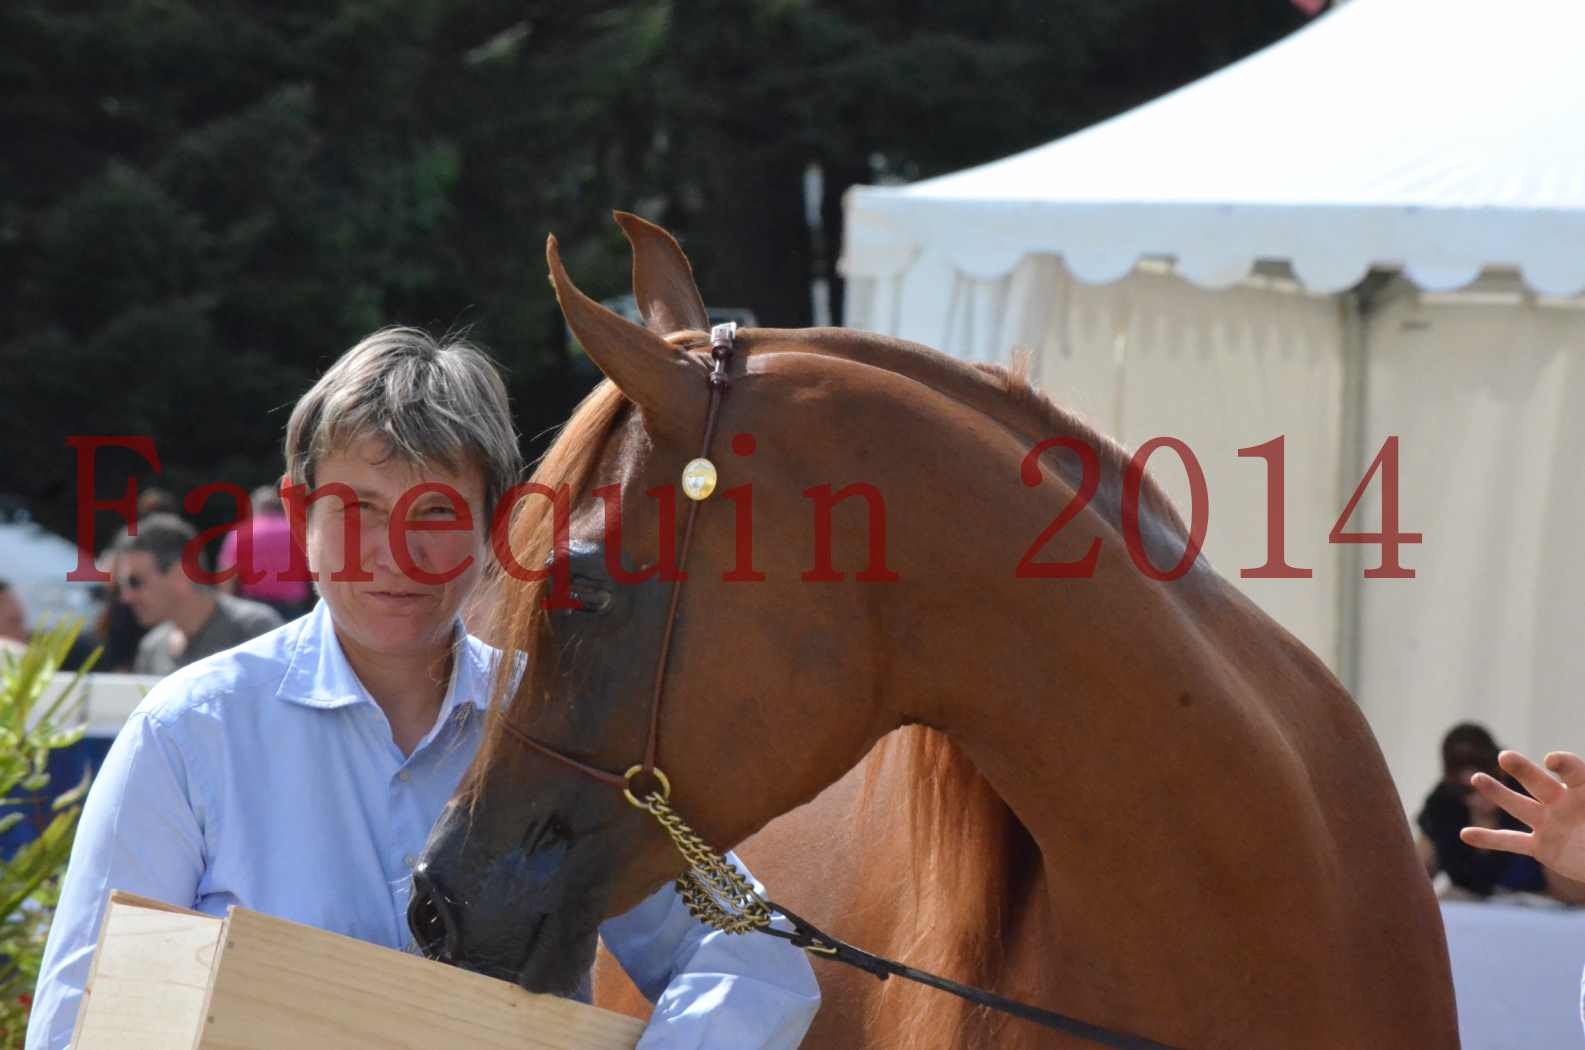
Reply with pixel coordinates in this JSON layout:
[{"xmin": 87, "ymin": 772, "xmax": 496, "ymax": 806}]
[{"xmin": 1460, "ymin": 750, "xmax": 1585, "ymax": 883}]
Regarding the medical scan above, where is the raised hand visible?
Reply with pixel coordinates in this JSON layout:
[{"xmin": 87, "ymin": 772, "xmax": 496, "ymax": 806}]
[{"xmin": 1460, "ymin": 750, "xmax": 1585, "ymax": 883}]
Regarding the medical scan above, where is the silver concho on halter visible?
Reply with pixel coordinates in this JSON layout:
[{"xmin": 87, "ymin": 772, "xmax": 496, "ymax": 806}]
[{"xmin": 680, "ymin": 322, "xmax": 737, "ymax": 501}]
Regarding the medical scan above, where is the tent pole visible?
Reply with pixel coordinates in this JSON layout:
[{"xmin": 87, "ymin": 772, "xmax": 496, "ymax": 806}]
[
  {"xmin": 1334, "ymin": 273, "xmax": 1392, "ymax": 700},
  {"xmin": 1334, "ymin": 284, "xmax": 1368, "ymax": 698}
]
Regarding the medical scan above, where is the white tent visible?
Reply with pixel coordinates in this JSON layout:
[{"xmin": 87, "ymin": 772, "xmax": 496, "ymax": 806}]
[
  {"xmin": 0, "ymin": 521, "xmax": 101, "ymax": 634},
  {"xmin": 842, "ymin": 0, "xmax": 1585, "ymax": 816}
]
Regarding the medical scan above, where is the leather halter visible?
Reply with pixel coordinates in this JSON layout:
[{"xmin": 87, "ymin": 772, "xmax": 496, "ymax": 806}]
[{"xmin": 499, "ymin": 322, "xmax": 738, "ymax": 801}]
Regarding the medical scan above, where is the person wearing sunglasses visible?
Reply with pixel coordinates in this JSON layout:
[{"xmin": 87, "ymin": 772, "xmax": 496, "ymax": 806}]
[
  {"xmin": 26, "ymin": 327, "xmax": 818, "ymax": 1050},
  {"xmin": 111, "ymin": 513, "xmax": 284, "ymax": 675}
]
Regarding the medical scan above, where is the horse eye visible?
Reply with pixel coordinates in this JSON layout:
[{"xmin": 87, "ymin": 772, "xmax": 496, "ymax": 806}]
[{"xmin": 570, "ymin": 586, "xmax": 612, "ymax": 614}]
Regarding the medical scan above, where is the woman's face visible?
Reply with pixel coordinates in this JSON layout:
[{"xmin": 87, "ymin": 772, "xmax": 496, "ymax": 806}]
[{"xmin": 293, "ymin": 435, "xmax": 488, "ymax": 659}]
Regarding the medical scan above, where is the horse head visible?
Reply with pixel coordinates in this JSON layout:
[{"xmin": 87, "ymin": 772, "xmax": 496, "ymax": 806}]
[{"xmin": 409, "ymin": 213, "xmax": 922, "ymax": 993}]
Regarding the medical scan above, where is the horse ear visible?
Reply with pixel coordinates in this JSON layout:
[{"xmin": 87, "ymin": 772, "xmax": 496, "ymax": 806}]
[
  {"xmin": 614, "ymin": 211, "xmax": 710, "ymax": 336},
  {"xmin": 547, "ymin": 233, "xmax": 698, "ymax": 429}
]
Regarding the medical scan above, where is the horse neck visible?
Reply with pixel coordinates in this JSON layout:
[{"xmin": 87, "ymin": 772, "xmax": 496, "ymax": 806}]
[
  {"xmin": 743, "ymin": 357, "xmax": 1245, "ymax": 1044},
  {"xmin": 863, "ymin": 481, "xmax": 1228, "ymax": 1047},
  {"xmin": 873, "ymin": 399, "xmax": 1233, "ymax": 913}
]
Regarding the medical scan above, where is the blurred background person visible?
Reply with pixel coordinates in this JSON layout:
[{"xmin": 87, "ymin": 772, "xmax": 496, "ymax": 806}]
[
  {"xmin": 135, "ymin": 488, "xmax": 176, "ymax": 519},
  {"xmin": 0, "ymin": 579, "xmax": 28, "ymax": 659},
  {"xmin": 91, "ymin": 488, "xmax": 179, "ymax": 672},
  {"xmin": 0, "ymin": 577, "xmax": 95, "ymax": 669},
  {"xmin": 93, "ymin": 541, "xmax": 143, "ymax": 672},
  {"xmin": 1463, "ymin": 750, "xmax": 1585, "ymax": 884},
  {"xmin": 0, "ymin": 579, "xmax": 26, "ymax": 645},
  {"xmin": 112, "ymin": 513, "xmax": 282, "ymax": 675},
  {"xmin": 1416, "ymin": 722, "xmax": 1585, "ymax": 902},
  {"xmin": 216, "ymin": 484, "xmax": 314, "ymax": 622}
]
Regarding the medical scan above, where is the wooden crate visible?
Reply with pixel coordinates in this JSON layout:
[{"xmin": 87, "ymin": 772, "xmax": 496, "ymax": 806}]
[{"xmin": 71, "ymin": 891, "xmax": 644, "ymax": 1050}]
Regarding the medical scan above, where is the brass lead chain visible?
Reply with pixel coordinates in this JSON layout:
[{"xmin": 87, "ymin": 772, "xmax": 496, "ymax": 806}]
[{"xmin": 636, "ymin": 790, "xmax": 773, "ymax": 935}]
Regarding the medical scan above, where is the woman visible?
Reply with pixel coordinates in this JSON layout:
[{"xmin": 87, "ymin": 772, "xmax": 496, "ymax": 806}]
[
  {"xmin": 1416, "ymin": 723, "xmax": 1548, "ymax": 898},
  {"xmin": 27, "ymin": 328, "xmax": 818, "ymax": 1050}
]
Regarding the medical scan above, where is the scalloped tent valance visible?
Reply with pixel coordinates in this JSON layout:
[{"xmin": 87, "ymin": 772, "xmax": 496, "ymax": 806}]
[{"xmin": 842, "ymin": 0, "xmax": 1585, "ymax": 296}]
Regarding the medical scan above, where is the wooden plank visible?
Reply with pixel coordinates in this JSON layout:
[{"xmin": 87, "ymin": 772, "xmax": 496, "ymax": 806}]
[
  {"xmin": 195, "ymin": 906, "xmax": 644, "ymax": 1050},
  {"xmin": 72, "ymin": 893, "xmax": 222, "ymax": 1050},
  {"xmin": 103, "ymin": 889, "xmax": 210, "ymax": 918}
]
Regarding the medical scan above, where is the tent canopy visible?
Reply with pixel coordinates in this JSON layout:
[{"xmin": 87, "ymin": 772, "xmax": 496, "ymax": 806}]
[
  {"xmin": 844, "ymin": 0, "xmax": 1585, "ymax": 295},
  {"xmin": 0, "ymin": 522, "xmax": 100, "ymax": 632},
  {"xmin": 839, "ymin": 0, "xmax": 1585, "ymax": 816}
]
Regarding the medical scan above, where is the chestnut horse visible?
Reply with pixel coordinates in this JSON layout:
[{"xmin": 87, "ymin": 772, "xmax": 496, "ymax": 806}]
[{"xmin": 412, "ymin": 213, "xmax": 1458, "ymax": 1048}]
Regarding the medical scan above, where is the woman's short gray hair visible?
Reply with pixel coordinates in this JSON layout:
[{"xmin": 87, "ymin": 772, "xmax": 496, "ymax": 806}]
[{"xmin": 285, "ymin": 327, "xmax": 522, "ymax": 522}]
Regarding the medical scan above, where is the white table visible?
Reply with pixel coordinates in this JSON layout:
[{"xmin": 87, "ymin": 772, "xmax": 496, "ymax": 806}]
[
  {"xmin": 37, "ymin": 671, "xmax": 162, "ymax": 735},
  {"xmin": 1443, "ymin": 899, "xmax": 1585, "ymax": 1049}
]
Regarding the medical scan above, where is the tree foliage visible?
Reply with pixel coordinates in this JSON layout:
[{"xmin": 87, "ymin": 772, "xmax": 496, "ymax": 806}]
[
  {"xmin": 0, "ymin": 1, "xmax": 1307, "ymax": 546},
  {"xmin": 0, "ymin": 621, "xmax": 95, "ymax": 1046}
]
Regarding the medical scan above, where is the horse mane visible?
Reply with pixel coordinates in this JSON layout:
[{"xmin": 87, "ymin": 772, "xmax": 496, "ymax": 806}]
[
  {"xmin": 861, "ymin": 727, "xmax": 1041, "ymax": 1049},
  {"xmin": 666, "ymin": 328, "xmax": 1189, "ymax": 541},
  {"xmin": 459, "ymin": 377, "xmax": 630, "ymax": 814},
  {"xmin": 975, "ymin": 350, "xmax": 1189, "ymax": 537},
  {"xmin": 461, "ymin": 331, "xmax": 1188, "ymax": 1037}
]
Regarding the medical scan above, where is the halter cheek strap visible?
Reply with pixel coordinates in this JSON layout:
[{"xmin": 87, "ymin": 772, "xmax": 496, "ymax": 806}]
[{"xmin": 500, "ymin": 322, "xmax": 738, "ymax": 798}]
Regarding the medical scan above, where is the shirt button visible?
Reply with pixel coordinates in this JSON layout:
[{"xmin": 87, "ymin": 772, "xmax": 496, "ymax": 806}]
[
  {"xmin": 397, "ymin": 770, "xmax": 411, "ymax": 782},
  {"xmin": 403, "ymin": 854, "xmax": 417, "ymax": 868}
]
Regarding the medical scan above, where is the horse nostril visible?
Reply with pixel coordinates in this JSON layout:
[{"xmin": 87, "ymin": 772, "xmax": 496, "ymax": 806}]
[{"xmin": 408, "ymin": 864, "xmax": 462, "ymax": 962}]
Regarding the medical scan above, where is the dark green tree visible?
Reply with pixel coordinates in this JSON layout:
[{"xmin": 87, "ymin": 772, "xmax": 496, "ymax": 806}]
[{"xmin": 0, "ymin": 0, "xmax": 1307, "ymax": 549}]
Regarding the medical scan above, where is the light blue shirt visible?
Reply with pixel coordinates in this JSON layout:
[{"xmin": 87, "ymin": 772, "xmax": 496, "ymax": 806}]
[{"xmin": 27, "ymin": 602, "xmax": 818, "ymax": 1049}]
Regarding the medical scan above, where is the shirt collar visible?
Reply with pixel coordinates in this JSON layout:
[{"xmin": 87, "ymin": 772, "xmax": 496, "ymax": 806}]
[{"xmin": 276, "ymin": 601, "xmax": 497, "ymax": 712}]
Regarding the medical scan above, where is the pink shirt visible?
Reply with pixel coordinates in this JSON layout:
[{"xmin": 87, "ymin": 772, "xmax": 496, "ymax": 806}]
[{"xmin": 217, "ymin": 512, "xmax": 312, "ymax": 604}]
